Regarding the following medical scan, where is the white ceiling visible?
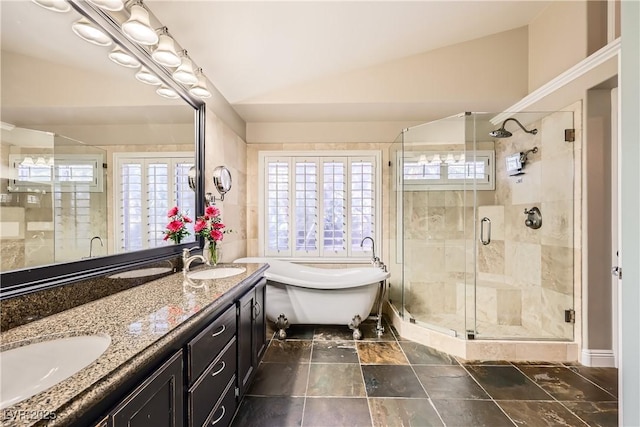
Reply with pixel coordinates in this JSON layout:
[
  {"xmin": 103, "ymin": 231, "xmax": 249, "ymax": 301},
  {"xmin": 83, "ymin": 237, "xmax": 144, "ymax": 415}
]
[{"xmin": 148, "ymin": 0, "xmax": 551, "ymax": 122}]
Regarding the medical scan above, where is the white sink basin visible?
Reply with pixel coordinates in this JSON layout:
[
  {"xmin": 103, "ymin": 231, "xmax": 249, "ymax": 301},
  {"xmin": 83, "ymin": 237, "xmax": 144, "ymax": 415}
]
[
  {"xmin": 187, "ymin": 267, "xmax": 246, "ymax": 280},
  {"xmin": 0, "ymin": 334, "xmax": 111, "ymax": 409}
]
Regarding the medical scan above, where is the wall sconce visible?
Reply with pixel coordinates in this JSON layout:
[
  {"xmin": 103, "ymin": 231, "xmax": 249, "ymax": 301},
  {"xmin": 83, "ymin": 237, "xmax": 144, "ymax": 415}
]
[
  {"xmin": 152, "ymin": 27, "xmax": 181, "ymax": 67},
  {"xmin": 189, "ymin": 68, "xmax": 212, "ymax": 99},
  {"xmin": 122, "ymin": 1, "xmax": 158, "ymax": 45},
  {"xmin": 72, "ymin": 18, "xmax": 112, "ymax": 46}
]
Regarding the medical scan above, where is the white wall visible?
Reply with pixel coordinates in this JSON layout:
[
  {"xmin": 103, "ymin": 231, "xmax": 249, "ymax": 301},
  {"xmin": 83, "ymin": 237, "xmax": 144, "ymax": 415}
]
[{"xmin": 620, "ymin": 1, "xmax": 640, "ymax": 424}]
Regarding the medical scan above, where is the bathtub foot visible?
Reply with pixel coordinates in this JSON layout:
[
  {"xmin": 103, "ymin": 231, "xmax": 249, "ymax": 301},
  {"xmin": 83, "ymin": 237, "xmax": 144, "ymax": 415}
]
[
  {"xmin": 275, "ymin": 313, "xmax": 289, "ymax": 340},
  {"xmin": 349, "ymin": 314, "xmax": 363, "ymax": 340}
]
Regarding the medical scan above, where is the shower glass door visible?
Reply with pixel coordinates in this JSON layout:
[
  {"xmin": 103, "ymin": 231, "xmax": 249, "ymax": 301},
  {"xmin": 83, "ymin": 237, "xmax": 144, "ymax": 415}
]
[{"xmin": 469, "ymin": 111, "xmax": 576, "ymax": 341}]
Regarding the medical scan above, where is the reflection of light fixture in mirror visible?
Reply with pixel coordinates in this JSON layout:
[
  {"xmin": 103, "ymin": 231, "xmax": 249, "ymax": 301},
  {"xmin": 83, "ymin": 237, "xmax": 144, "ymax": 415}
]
[
  {"xmin": 47, "ymin": 157, "xmax": 55, "ymax": 166},
  {"xmin": 417, "ymin": 155, "xmax": 428, "ymax": 165},
  {"xmin": 87, "ymin": 0, "xmax": 124, "ymax": 11},
  {"xmin": 172, "ymin": 51, "xmax": 198, "ymax": 85},
  {"xmin": 122, "ymin": 1, "xmax": 158, "ymax": 45},
  {"xmin": 444, "ymin": 153, "xmax": 456, "ymax": 164},
  {"xmin": 135, "ymin": 67, "xmax": 162, "ymax": 85},
  {"xmin": 21, "ymin": 157, "xmax": 35, "ymax": 166},
  {"xmin": 35, "ymin": 157, "xmax": 49, "ymax": 167},
  {"xmin": 32, "ymin": 0, "xmax": 71, "ymax": 13},
  {"xmin": 108, "ymin": 46, "xmax": 141, "ymax": 68},
  {"xmin": 72, "ymin": 18, "xmax": 112, "ymax": 46},
  {"xmin": 430, "ymin": 154, "xmax": 442, "ymax": 165},
  {"xmin": 458, "ymin": 153, "xmax": 466, "ymax": 164},
  {"xmin": 152, "ymin": 27, "xmax": 181, "ymax": 67},
  {"xmin": 156, "ymin": 85, "xmax": 179, "ymax": 99},
  {"xmin": 189, "ymin": 68, "xmax": 212, "ymax": 99},
  {"xmin": 187, "ymin": 166, "xmax": 197, "ymax": 192}
]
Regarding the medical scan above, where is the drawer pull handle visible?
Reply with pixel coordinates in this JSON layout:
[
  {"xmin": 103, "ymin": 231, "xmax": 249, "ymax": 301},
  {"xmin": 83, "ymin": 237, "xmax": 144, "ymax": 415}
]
[
  {"xmin": 211, "ymin": 361, "xmax": 226, "ymax": 377},
  {"xmin": 211, "ymin": 324, "xmax": 226, "ymax": 337},
  {"xmin": 210, "ymin": 406, "xmax": 225, "ymax": 425}
]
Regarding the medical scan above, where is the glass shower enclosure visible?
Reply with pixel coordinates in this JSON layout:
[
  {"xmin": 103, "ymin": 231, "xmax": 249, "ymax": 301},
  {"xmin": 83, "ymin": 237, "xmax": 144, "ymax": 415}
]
[{"xmin": 389, "ymin": 111, "xmax": 576, "ymax": 341}]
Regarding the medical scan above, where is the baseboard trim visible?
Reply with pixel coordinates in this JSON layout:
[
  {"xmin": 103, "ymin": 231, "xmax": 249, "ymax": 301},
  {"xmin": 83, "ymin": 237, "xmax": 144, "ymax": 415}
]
[{"xmin": 580, "ymin": 349, "xmax": 616, "ymax": 367}]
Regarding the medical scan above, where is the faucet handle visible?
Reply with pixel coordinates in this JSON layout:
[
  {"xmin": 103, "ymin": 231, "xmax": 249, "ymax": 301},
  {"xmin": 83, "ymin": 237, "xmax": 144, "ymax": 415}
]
[{"xmin": 183, "ymin": 246, "xmax": 200, "ymax": 258}]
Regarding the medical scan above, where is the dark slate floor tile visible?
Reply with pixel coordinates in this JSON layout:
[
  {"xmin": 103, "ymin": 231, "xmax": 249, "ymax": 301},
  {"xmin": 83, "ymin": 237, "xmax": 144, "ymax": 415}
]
[
  {"xmin": 569, "ymin": 366, "xmax": 618, "ymax": 398},
  {"xmin": 519, "ymin": 366, "xmax": 616, "ymax": 402},
  {"xmin": 246, "ymin": 363, "xmax": 309, "ymax": 396},
  {"xmin": 369, "ymin": 398, "xmax": 444, "ymax": 427},
  {"xmin": 360, "ymin": 319, "xmax": 397, "ymax": 341},
  {"xmin": 314, "ymin": 325, "xmax": 355, "ymax": 341},
  {"xmin": 399, "ymin": 341, "xmax": 459, "ymax": 365},
  {"xmin": 362, "ymin": 365, "xmax": 427, "ymax": 398},
  {"xmin": 357, "ymin": 341, "xmax": 408, "ymax": 365},
  {"xmin": 563, "ymin": 401, "xmax": 619, "ymax": 427},
  {"xmin": 461, "ymin": 359, "xmax": 513, "ymax": 366},
  {"xmin": 262, "ymin": 339, "xmax": 312, "ymax": 363},
  {"xmin": 303, "ymin": 397, "xmax": 372, "ymax": 427},
  {"xmin": 432, "ymin": 399, "xmax": 514, "ymax": 427},
  {"xmin": 312, "ymin": 340, "xmax": 359, "ymax": 363},
  {"xmin": 280, "ymin": 324, "xmax": 316, "ymax": 340},
  {"xmin": 231, "ymin": 396, "xmax": 304, "ymax": 427},
  {"xmin": 307, "ymin": 363, "xmax": 365, "ymax": 397},
  {"xmin": 497, "ymin": 401, "xmax": 588, "ymax": 426},
  {"xmin": 466, "ymin": 365, "xmax": 552, "ymax": 400},
  {"xmin": 413, "ymin": 365, "xmax": 490, "ymax": 400}
]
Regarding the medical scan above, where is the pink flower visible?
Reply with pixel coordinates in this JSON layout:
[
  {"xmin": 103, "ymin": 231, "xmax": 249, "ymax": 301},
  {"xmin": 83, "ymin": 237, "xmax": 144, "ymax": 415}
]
[
  {"xmin": 168, "ymin": 206, "xmax": 179, "ymax": 217},
  {"xmin": 194, "ymin": 219, "xmax": 207, "ymax": 233},
  {"xmin": 167, "ymin": 220, "xmax": 184, "ymax": 233},
  {"xmin": 205, "ymin": 205, "xmax": 220, "ymax": 218},
  {"xmin": 211, "ymin": 229, "xmax": 224, "ymax": 241},
  {"xmin": 183, "ymin": 215, "xmax": 192, "ymax": 223},
  {"xmin": 213, "ymin": 222, "xmax": 225, "ymax": 229}
]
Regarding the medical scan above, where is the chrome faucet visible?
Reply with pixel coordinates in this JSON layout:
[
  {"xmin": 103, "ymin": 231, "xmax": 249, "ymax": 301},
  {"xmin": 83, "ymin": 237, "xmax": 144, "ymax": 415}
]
[
  {"xmin": 183, "ymin": 247, "xmax": 206, "ymax": 276},
  {"xmin": 89, "ymin": 236, "xmax": 103, "ymax": 258},
  {"xmin": 360, "ymin": 236, "xmax": 384, "ymax": 269}
]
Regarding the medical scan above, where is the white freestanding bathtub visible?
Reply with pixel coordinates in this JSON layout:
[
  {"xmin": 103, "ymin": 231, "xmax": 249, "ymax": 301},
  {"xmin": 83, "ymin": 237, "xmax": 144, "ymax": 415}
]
[{"xmin": 234, "ymin": 258, "xmax": 390, "ymax": 339}]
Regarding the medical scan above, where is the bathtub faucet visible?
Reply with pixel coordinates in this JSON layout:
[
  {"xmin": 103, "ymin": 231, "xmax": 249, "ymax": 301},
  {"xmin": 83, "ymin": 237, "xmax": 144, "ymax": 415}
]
[
  {"xmin": 183, "ymin": 247, "xmax": 206, "ymax": 276},
  {"xmin": 360, "ymin": 237, "xmax": 383, "ymax": 269}
]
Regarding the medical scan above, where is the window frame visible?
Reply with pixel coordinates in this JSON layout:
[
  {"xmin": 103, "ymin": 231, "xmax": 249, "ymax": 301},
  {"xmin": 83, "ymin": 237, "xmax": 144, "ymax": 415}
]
[{"xmin": 259, "ymin": 150, "xmax": 382, "ymax": 263}]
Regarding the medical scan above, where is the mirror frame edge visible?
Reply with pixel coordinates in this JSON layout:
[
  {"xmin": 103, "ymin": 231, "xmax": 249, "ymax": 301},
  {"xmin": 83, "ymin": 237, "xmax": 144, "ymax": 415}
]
[{"xmin": 0, "ymin": 1, "xmax": 206, "ymax": 299}]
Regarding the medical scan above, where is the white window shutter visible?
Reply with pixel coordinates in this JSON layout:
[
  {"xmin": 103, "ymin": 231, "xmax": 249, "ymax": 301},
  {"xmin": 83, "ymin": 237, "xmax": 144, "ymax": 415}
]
[
  {"xmin": 321, "ymin": 158, "xmax": 347, "ymax": 257},
  {"xmin": 265, "ymin": 159, "xmax": 292, "ymax": 256},
  {"xmin": 294, "ymin": 158, "xmax": 319, "ymax": 257}
]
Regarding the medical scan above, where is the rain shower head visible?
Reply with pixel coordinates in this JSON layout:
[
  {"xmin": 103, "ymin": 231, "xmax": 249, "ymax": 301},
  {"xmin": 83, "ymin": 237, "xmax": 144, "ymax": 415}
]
[{"xmin": 489, "ymin": 118, "xmax": 538, "ymax": 138}]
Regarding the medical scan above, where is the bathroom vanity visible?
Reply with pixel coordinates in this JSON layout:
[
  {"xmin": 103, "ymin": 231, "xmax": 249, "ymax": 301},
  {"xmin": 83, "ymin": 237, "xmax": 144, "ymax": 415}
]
[{"xmin": 0, "ymin": 263, "xmax": 268, "ymax": 427}]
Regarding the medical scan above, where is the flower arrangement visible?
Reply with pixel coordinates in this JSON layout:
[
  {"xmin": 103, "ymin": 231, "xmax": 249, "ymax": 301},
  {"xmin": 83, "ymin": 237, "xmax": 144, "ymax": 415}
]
[
  {"xmin": 163, "ymin": 206, "xmax": 192, "ymax": 244},
  {"xmin": 194, "ymin": 205, "xmax": 230, "ymax": 265}
]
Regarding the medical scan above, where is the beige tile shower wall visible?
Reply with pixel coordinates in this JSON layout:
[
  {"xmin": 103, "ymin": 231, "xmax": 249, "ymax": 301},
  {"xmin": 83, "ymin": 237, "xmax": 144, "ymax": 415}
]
[
  {"xmin": 246, "ymin": 142, "xmax": 393, "ymax": 263},
  {"xmin": 204, "ymin": 113, "xmax": 248, "ymax": 263},
  {"xmin": 489, "ymin": 103, "xmax": 582, "ymax": 339}
]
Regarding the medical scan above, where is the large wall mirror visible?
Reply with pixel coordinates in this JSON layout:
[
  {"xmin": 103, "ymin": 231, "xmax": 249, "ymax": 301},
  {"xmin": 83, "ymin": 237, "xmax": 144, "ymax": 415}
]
[{"xmin": 0, "ymin": 1, "xmax": 204, "ymax": 295}]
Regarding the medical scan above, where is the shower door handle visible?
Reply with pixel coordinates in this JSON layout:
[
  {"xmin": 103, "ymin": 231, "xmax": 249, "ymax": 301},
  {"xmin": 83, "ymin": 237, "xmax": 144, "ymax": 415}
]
[{"xmin": 480, "ymin": 217, "xmax": 491, "ymax": 245}]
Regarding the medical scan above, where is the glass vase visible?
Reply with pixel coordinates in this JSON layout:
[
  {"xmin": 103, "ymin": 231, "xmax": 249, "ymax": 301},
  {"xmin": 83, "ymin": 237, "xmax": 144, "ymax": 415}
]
[{"xmin": 204, "ymin": 241, "xmax": 219, "ymax": 267}]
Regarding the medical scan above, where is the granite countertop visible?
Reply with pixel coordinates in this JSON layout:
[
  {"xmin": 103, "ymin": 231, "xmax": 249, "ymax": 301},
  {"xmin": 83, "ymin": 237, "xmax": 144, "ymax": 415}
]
[{"xmin": 0, "ymin": 262, "xmax": 268, "ymax": 427}]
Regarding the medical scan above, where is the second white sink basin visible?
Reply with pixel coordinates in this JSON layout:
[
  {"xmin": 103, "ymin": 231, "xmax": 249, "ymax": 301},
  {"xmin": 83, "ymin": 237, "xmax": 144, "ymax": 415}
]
[
  {"xmin": 187, "ymin": 267, "xmax": 246, "ymax": 280},
  {"xmin": 0, "ymin": 334, "xmax": 111, "ymax": 409}
]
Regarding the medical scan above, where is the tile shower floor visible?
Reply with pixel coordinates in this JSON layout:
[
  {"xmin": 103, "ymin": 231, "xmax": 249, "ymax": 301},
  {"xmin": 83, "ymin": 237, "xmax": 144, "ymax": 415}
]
[{"xmin": 231, "ymin": 319, "xmax": 618, "ymax": 427}]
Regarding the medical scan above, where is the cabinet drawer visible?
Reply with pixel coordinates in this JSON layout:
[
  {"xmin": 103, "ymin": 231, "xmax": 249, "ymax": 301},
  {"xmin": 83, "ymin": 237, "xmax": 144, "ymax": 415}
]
[
  {"xmin": 203, "ymin": 378, "xmax": 237, "ymax": 427},
  {"xmin": 189, "ymin": 337, "xmax": 237, "ymax": 427},
  {"xmin": 188, "ymin": 304, "xmax": 236, "ymax": 383}
]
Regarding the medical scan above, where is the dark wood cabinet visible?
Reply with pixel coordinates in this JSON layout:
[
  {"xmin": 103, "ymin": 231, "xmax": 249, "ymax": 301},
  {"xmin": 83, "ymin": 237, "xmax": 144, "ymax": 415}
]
[
  {"xmin": 238, "ymin": 278, "xmax": 267, "ymax": 397},
  {"xmin": 111, "ymin": 351, "xmax": 183, "ymax": 427}
]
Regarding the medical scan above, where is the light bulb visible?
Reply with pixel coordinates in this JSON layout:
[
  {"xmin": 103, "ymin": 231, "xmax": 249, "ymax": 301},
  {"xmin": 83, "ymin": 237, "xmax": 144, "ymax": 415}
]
[
  {"xmin": 108, "ymin": 46, "xmax": 141, "ymax": 68},
  {"xmin": 72, "ymin": 18, "xmax": 112, "ymax": 46},
  {"xmin": 122, "ymin": 2, "xmax": 158, "ymax": 45}
]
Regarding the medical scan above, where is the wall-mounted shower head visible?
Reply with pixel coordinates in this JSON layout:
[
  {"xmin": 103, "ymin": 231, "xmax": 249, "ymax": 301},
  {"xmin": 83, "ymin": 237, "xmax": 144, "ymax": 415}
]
[{"xmin": 489, "ymin": 118, "xmax": 538, "ymax": 138}]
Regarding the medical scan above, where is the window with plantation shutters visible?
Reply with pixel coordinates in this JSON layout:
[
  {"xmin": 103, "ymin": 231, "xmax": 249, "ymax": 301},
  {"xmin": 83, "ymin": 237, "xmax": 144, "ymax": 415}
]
[
  {"xmin": 261, "ymin": 151, "xmax": 381, "ymax": 260},
  {"xmin": 115, "ymin": 154, "xmax": 195, "ymax": 252}
]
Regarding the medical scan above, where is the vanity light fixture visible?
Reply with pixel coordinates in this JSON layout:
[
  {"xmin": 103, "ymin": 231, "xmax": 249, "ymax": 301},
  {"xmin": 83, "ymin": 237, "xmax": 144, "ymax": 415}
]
[
  {"xmin": 31, "ymin": 0, "xmax": 71, "ymax": 13},
  {"xmin": 417, "ymin": 155, "xmax": 428, "ymax": 165},
  {"xmin": 121, "ymin": 1, "xmax": 158, "ymax": 46},
  {"xmin": 172, "ymin": 50, "xmax": 198, "ymax": 85},
  {"xmin": 20, "ymin": 157, "xmax": 35, "ymax": 166},
  {"xmin": 189, "ymin": 68, "xmax": 212, "ymax": 99},
  {"xmin": 457, "ymin": 153, "xmax": 466, "ymax": 164},
  {"xmin": 108, "ymin": 46, "xmax": 141, "ymax": 68},
  {"xmin": 156, "ymin": 85, "xmax": 179, "ymax": 99},
  {"xmin": 35, "ymin": 157, "xmax": 48, "ymax": 167},
  {"xmin": 47, "ymin": 157, "xmax": 55, "ymax": 166},
  {"xmin": 429, "ymin": 154, "xmax": 443, "ymax": 165},
  {"xmin": 87, "ymin": 0, "xmax": 124, "ymax": 12},
  {"xmin": 135, "ymin": 67, "xmax": 162, "ymax": 85},
  {"xmin": 444, "ymin": 153, "xmax": 456, "ymax": 165},
  {"xmin": 72, "ymin": 18, "xmax": 112, "ymax": 46},
  {"xmin": 151, "ymin": 27, "xmax": 181, "ymax": 67}
]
